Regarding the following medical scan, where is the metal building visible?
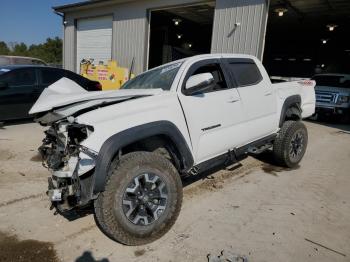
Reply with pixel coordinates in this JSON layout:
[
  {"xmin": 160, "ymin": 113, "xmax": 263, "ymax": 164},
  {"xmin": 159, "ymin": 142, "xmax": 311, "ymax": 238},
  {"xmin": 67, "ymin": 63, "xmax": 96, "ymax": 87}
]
[{"xmin": 54, "ymin": 0, "xmax": 269, "ymax": 74}]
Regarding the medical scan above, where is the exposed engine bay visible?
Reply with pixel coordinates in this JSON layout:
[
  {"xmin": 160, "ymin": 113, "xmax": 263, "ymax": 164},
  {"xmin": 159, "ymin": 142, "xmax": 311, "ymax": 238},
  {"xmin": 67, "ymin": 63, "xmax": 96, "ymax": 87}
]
[{"xmin": 39, "ymin": 120, "xmax": 97, "ymax": 212}]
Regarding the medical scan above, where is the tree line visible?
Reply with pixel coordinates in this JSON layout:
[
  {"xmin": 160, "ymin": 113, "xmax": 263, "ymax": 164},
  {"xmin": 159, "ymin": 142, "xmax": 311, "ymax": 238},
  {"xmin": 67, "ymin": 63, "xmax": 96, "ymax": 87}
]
[{"xmin": 0, "ymin": 37, "xmax": 62, "ymax": 64}]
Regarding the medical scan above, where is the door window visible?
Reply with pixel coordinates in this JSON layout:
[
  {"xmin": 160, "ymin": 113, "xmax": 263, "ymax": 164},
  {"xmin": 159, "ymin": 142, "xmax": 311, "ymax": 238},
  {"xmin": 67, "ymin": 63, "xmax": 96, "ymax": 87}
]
[
  {"xmin": 226, "ymin": 59, "xmax": 262, "ymax": 87},
  {"xmin": 185, "ymin": 63, "xmax": 229, "ymax": 94},
  {"xmin": 1, "ymin": 69, "xmax": 36, "ymax": 87}
]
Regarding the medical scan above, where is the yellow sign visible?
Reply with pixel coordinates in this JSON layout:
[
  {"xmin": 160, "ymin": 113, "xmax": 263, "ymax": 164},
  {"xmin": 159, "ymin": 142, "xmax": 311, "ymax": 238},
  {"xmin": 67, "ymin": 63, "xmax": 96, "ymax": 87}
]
[{"xmin": 80, "ymin": 60, "xmax": 132, "ymax": 90}]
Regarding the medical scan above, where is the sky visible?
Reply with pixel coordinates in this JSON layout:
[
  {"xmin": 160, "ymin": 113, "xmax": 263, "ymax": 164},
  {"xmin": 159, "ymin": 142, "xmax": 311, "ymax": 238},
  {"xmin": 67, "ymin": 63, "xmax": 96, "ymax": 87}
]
[{"xmin": 0, "ymin": 0, "xmax": 83, "ymax": 46}]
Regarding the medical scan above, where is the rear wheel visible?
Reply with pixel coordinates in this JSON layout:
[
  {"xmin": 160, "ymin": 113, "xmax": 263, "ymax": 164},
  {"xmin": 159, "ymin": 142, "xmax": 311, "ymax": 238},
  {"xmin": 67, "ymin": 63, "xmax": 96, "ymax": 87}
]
[
  {"xmin": 94, "ymin": 151, "xmax": 182, "ymax": 245},
  {"xmin": 273, "ymin": 121, "xmax": 308, "ymax": 168}
]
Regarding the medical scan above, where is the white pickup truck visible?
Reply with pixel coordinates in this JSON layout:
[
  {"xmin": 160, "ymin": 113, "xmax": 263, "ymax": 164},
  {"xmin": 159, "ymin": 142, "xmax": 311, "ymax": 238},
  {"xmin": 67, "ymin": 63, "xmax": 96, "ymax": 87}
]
[{"xmin": 30, "ymin": 54, "xmax": 315, "ymax": 245}]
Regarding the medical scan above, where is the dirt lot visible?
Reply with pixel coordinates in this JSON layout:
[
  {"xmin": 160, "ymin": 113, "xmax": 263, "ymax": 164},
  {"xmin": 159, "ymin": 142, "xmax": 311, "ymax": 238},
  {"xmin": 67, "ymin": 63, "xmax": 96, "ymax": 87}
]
[{"xmin": 0, "ymin": 121, "xmax": 349, "ymax": 262}]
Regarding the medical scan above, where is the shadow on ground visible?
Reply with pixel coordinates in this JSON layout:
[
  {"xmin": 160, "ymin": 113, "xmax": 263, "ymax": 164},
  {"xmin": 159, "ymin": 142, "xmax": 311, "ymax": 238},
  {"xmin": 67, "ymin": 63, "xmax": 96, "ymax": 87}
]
[
  {"xmin": 0, "ymin": 119, "xmax": 34, "ymax": 129},
  {"xmin": 182, "ymin": 162, "xmax": 240, "ymax": 187},
  {"xmin": 251, "ymin": 151, "xmax": 299, "ymax": 176},
  {"xmin": 75, "ymin": 251, "xmax": 109, "ymax": 262}
]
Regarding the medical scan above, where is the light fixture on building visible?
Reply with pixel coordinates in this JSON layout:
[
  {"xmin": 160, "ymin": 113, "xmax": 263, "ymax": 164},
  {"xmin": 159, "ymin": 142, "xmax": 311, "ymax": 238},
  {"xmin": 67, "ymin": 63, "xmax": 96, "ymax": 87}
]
[
  {"xmin": 188, "ymin": 43, "xmax": 192, "ymax": 48},
  {"xmin": 327, "ymin": 24, "xmax": 338, "ymax": 31},
  {"xmin": 303, "ymin": 58, "xmax": 312, "ymax": 62},
  {"xmin": 321, "ymin": 64, "xmax": 325, "ymax": 68},
  {"xmin": 288, "ymin": 58, "xmax": 297, "ymax": 61},
  {"xmin": 274, "ymin": 58, "xmax": 282, "ymax": 61},
  {"xmin": 173, "ymin": 18, "xmax": 182, "ymax": 26},
  {"xmin": 177, "ymin": 34, "xmax": 183, "ymax": 39},
  {"xmin": 275, "ymin": 8, "xmax": 287, "ymax": 17},
  {"xmin": 321, "ymin": 39, "xmax": 328, "ymax": 44}
]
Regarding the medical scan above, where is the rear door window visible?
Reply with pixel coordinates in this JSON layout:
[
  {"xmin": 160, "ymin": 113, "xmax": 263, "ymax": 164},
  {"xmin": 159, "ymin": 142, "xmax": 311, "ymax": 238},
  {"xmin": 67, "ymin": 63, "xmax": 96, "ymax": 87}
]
[
  {"xmin": 225, "ymin": 59, "xmax": 262, "ymax": 87},
  {"xmin": 1, "ymin": 68, "xmax": 36, "ymax": 87},
  {"xmin": 40, "ymin": 68, "xmax": 65, "ymax": 85}
]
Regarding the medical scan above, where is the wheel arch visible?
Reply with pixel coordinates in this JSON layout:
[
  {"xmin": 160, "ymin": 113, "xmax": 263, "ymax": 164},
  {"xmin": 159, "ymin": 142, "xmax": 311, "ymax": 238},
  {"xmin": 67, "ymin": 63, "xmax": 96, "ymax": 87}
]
[
  {"xmin": 279, "ymin": 95, "xmax": 302, "ymax": 127},
  {"xmin": 92, "ymin": 121, "xmax": 193, "ymax": 194}
]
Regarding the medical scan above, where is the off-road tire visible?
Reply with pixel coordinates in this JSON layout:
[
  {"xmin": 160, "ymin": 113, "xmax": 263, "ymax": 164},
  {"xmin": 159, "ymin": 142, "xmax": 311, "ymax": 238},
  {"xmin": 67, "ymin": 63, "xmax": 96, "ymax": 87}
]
[
  {"xmin": 94, "ymin": 151, "xmax": 183, "ymax": 245},
  {"xmin": 273, "ymin": 120, "xmax": 308, "ymax": 168}
]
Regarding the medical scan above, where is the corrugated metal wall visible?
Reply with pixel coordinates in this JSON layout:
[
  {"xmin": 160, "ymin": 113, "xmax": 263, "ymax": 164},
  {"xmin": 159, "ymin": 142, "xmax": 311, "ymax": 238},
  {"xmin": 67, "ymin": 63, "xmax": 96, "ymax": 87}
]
[
  {"xmin": 62, "ymin": 0, "xmax": 268, "ymax": 74},
  {"xmin": 211, "ymin": 0, "xmax": 268, "ymax": 59},
  {"xmin": 111, "ymin": 0, "xmax": 204, "ymax": 74},
  {"xmin": 112, "ymin": 3, "xmax": 147, "ymax": 75}
]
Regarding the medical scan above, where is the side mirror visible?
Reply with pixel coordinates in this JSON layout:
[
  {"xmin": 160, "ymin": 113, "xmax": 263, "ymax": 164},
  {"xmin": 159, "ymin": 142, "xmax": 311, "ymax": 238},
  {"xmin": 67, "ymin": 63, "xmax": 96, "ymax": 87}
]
[
  {"xmin": 185, "ymin": 73, "xmax": 214, "ymax": 94},
  {"xmin": 0, "ymin": 82, "xmax": 8, "ymax": 90}
]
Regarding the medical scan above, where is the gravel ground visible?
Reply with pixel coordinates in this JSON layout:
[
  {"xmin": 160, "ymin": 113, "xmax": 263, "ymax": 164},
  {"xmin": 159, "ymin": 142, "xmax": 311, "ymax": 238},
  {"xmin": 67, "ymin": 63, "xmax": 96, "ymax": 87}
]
[{"xmin": 0, "ymin": 120, "xmax": 349, "ymax": 262}]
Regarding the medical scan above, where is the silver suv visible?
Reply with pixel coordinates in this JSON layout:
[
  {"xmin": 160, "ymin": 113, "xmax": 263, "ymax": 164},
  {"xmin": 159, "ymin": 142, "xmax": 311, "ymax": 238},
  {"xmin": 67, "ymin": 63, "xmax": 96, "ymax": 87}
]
[{"xmin": 0, "ymin": 55, "xmax": 47, "ymax": 66}]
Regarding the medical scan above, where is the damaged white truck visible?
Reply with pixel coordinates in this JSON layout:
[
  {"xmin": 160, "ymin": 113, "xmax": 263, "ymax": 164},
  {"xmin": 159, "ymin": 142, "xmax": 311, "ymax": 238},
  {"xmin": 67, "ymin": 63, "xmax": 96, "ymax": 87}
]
[{"xmin": 30, "ymin": 54, "xmax": 315, "ymax": 245}]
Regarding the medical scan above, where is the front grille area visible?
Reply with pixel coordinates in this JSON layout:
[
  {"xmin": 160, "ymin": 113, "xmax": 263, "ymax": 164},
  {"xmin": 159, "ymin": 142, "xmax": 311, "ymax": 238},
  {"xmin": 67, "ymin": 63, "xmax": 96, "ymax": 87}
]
[{"xmin": 315, "ymin": 91, "xmax": 336, "ymax": 104}]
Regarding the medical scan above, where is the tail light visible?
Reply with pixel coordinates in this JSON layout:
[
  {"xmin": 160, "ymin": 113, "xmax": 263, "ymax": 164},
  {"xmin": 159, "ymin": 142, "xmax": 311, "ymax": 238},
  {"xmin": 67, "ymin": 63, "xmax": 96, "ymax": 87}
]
[
  {"xmin": 95, "ymin": 82, "xmax": 102, "ymax": 90},
  {"xmin": 298, "ymin": 80, "xmax": 315, "ymax": 87}
]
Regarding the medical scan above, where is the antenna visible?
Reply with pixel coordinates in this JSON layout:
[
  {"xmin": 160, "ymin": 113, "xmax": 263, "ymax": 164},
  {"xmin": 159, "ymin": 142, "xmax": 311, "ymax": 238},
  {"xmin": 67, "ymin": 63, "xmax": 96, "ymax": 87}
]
[{"xmin": 128, "ymin": 57, "xmax": 135, "ymax": 80}]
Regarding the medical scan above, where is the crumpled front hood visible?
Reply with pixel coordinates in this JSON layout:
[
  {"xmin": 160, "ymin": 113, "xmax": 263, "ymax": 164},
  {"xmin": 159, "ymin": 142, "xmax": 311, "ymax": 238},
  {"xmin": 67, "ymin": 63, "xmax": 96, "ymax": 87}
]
[{"xmin": 29, "ymin": 77, "xmax": 163, "ymax": 114}]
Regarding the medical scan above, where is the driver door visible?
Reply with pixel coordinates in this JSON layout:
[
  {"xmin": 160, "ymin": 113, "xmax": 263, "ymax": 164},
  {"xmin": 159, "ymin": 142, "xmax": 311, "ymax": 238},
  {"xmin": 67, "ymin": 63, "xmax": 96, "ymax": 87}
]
[{"xmin": 178, "ymin": 59, "xmax": 245, "ymax": 164}]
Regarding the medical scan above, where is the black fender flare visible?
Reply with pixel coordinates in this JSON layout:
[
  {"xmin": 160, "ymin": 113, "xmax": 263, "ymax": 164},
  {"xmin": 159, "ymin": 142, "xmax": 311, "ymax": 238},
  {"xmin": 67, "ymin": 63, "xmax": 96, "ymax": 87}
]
[
  {"xmin": 92, "ymin": 121, "xmax": 194, "ymax": 194},
  {"xmin": 279, "ymin": 95, "xmax": 302, "ymax": 127}
]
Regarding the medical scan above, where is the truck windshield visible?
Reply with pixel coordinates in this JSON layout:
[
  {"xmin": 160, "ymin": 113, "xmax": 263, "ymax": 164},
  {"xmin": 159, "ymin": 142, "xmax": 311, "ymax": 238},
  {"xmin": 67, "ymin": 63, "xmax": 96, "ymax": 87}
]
[
  {"xmin": 312, "ymin": 75, "xmax": 350, "ymax": 88},
  {"xmin": 121, "ymin": 62, "xmax": 182, "ymax": 90}
]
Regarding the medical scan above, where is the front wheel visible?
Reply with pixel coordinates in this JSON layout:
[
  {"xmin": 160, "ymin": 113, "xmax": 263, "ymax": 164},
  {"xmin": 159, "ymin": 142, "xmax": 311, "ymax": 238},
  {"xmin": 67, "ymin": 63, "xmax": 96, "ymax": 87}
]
[
  {"xmin": 273, "ymin": 121, "xmax": 308, "ymax": 168},
  {"xmin": 94, "ymin": 151, "xmax": 183, "ymax": 245}
]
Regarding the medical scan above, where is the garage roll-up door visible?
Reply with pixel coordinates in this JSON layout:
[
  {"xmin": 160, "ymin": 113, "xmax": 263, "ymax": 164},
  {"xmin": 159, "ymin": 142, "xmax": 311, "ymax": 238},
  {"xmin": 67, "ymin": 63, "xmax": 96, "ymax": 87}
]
[{"xmin": 76, "ymin": 16, "xmax": 112, "ymax": 72}]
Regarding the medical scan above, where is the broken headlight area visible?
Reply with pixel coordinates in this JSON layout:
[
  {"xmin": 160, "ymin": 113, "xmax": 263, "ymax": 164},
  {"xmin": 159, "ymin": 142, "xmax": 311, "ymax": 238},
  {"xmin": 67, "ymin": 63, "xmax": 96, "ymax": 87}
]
[
  {"xmin": 39, "ymin": 122, "xmax": 94, "ymax": 170},
  {"xmin": 40, "ymin": 121, "xmax": 97, "ymax": 211}
]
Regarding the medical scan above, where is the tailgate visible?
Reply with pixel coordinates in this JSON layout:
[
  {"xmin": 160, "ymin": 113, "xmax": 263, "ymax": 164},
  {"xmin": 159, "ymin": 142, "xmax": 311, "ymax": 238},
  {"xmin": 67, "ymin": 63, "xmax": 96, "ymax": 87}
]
[{"xmin": 297, "ymin": 80, "xmax": 316, "ymax": 118}]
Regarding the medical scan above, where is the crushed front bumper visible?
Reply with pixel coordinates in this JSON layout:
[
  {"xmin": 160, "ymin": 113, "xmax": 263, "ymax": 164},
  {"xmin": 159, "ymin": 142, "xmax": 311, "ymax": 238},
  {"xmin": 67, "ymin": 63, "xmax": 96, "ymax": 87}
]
[
  {"xmin": 46, "ymin": 150, "xmax": 97, "ymax": 212},
  {"xmin": 40, "ymin": 122, "xmax": 98, "ymax": 212}
]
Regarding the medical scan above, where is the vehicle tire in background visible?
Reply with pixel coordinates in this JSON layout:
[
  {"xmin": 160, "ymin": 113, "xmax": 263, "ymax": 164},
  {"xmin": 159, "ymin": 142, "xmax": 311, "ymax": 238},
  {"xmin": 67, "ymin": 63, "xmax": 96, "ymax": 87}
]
[
  {"xmin": 273, "ymin": 120, "xmax": 308, "ymax": 168},
  {"xmin": 94, "ymin": 151, "xmax": 183, "ymax": 245}
]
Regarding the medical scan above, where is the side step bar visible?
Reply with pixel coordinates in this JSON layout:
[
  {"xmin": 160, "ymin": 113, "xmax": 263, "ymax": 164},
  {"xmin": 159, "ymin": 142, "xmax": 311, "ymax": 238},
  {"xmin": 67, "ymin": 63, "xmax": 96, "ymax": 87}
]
[{"xmin": 188, "ymin": 134, "xmax": 276, "ymax": 175}]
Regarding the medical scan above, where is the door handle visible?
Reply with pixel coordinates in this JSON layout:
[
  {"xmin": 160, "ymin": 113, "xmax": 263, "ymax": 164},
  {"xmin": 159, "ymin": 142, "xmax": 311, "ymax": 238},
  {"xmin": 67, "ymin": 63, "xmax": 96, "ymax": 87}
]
[{"xmin": 264, "ymin": 91, "xmax": 272, "ymax": 96}]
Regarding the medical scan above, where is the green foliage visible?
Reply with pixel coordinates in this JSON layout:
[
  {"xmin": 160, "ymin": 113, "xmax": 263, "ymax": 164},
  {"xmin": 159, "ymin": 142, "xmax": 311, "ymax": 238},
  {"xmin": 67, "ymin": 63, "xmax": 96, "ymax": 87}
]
[
  {"xmin": 0, "ymin": 41, "xmax": 10, "ymax": 55},
  {"xmin": 0, "ymin": 38, "xmax": 62, "ymax": 64},
  {"xmin": 12, "ymin": 42, "xmax": 28, "ymax": 56}
]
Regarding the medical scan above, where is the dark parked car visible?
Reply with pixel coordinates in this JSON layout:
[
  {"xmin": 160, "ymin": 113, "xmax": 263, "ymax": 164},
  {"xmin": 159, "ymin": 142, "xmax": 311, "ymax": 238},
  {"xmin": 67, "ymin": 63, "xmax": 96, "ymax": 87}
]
[{"xmin": 0, "ymin": 65, "xmax": 102, "ymax": 121}]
